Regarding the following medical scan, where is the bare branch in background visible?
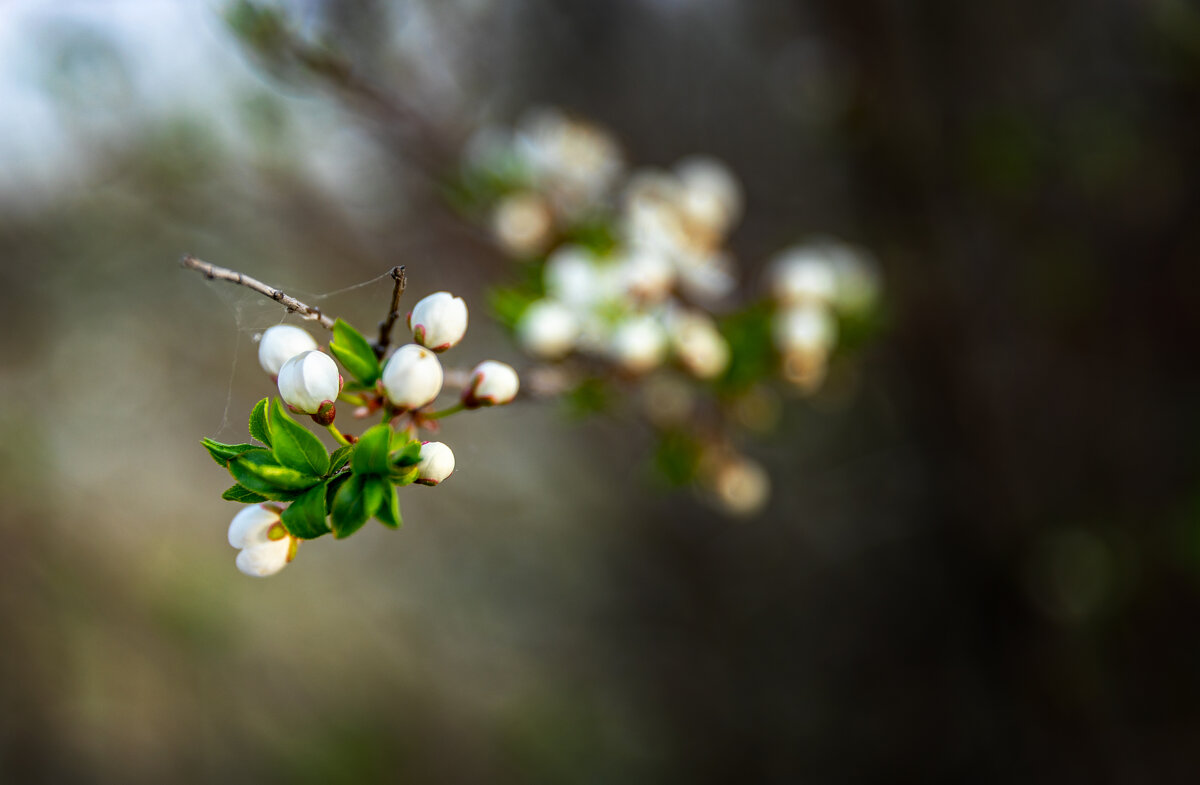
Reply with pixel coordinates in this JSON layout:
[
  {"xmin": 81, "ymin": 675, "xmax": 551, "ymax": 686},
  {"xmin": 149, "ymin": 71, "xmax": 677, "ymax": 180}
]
[
  {"xmin": 179, "ymin": 254, "xmax": 337, "ymax": 330},
  {"xmin": 373, "ymin": 266, "xmax": 407, "ymax": 358}
]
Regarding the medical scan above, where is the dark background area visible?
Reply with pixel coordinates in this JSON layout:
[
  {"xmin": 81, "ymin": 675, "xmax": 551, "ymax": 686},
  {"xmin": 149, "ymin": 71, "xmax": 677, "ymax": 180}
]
[{"xmin": 2, "ymin": 0, "xmax": 1200, "ymax": 782}]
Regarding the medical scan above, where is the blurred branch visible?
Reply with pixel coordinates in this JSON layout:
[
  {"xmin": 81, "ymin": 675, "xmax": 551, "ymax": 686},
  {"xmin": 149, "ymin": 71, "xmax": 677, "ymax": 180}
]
[
  {"xmin": 179, "ymin": 254, "xmax": 337, "ymax": 330},
  {"xmin": 373, "ymin": 266, "xmax": 407, "ymax": 358}
]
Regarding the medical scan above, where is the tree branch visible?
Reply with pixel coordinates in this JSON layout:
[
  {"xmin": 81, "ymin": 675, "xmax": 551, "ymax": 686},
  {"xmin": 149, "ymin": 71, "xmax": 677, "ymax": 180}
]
[
  {"xmin": 179, "ymin": 254, "xmax": 337, "ymax": 330},
  {"xmin": 373, "ymin": 265, "xmax": 407, "ymax": 358}
]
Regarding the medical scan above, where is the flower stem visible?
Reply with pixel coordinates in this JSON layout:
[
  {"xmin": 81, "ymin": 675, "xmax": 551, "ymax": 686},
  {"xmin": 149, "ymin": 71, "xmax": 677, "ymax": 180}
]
[
  {"xmin": 423, "ymin": 401, "xmax": 466, "ymax": 420},
  {"xmin": 326, "ymin": 423, "xmax": 353, "ymax": 446},
  {"xmin": 338, "ymin": 392, "xmax": 368, "ymax": 407}
]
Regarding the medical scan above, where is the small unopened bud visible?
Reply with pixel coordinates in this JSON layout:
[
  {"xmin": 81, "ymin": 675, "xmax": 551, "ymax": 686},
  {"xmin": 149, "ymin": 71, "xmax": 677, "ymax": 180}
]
[
  {"xmin": 228, "ymin": 504, "xmax": 294, "ymax": 577},
  {"xmin": 544, "ymin": 245, "xmax": 608, "ymax": 307},
  {"xmin": 675, "ymin": 156, "xmax": 742, "ymax": 235},
  {"xmin": 517, "ymin": 299, "xmax": 578, "ymax": 360},
  {"xmin": 617, "ymin": 248, "xmax": 676, "ymax": 302},
  {"xmin": 382, "ymin": 344, "xmax": 444, "ymax": 411},
  {"xmin": 409, "ymin": 291, "xmax": 468, "ymax": 352},
  {"xmin": 415, "ymin": 441, "xmax": 455, "ymax": 486},
  {"xmin": 277, "ymin": 350, "xmax": 341, "ymax": 415},
  {"xmin": 710, "ymin": 457, "xmax": 771, "ymax": 517},
  {"xmin": 669, "ymin": 311, "xmax": 730, "ymax": 380},
  {"xmin": 462, "ymin": 360, "xmax": 520, "ymax": 408},
  {"xmin": 491, "ymin": 191, "xmax": 554, "ymax": 257},
  {"xmin": 769, "ymin": 245, "xmax": 839, "ymax": 305},
  {"xmin": 675, "ymin": 251, "xmax": 737, "ymax": 304},
  {"xmin": 609, "ymin": 314, "xmax": 668, "ymax": 374},
  {"xmin": 258, "ymin": 324, "xmax": 318, "ymax": 377},
  {"xmin": 773, "ymin": 304, "xmax": 837, "ymax": 356}
]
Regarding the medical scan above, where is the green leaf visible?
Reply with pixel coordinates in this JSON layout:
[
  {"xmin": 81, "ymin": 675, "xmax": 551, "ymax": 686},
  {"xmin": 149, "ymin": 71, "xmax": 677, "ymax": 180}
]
[
  {"xmin": 329, "ymin": 318, "xmax": 381, "ymax": 386},
  {"xmin": 325, "ymin": 472, "xmax": 351, "ymax": 514},
  {"xmin": 329, "ymin": 444, "xmax": 353, "ymax": 474},
  {"xmin": 221, "ymin": 484, "xmax": 269, "ymax": 503},
  {"xmin": 352, "ymin": 424, "xmax": 392, "ymax": 476},
  {"xmin": 202, "ymin": 439, "xmax": 262, "ymax": 466},
  {"xmin": 229, "ymin": 451, "xmax": 318, "ymax": 495},
  {"xmin": 716, "ymin": 303, "xmax": 778, "ymax": 396},
  {"xmin": 331, "ymin": 474, "xmax": 371, "ymax": 539},
  {"xmin": 269, "ymin": 399, "xmax": 330, "ymax": 477},
  {"xmin": 280, "ymin": 482, "xmax": 331, "ymax": 540},
  {"xmin": 374, "ymin": 481, "xmax": 402, "ymax": 528},
  {"xmin": 248, "ymin": 398, "xmax": 272, "ymax": 446},
  {"xmin": 362, "ymin": 476, "xmax": 387, "ymax": 522},
  {"xmin": 389, "ymin": 439, "xmax": 422, "ymax": 470},
  {"xmin": 390, "ymin": 466, "xmax": 420, "ymax": 486}
]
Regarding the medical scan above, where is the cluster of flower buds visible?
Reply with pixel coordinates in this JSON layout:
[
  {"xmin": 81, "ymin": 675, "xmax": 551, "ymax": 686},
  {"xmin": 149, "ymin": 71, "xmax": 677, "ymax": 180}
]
[
  {"xmin": 767, "ymin": 238, "xmax": 882, "ymax": 392},
  {"xmin": 461, "ymin": 110, "xmax": 883, "ymax": 517},
  {"xmin": 206, "ymin": 288, "xmax": 519, "ymax": 576}
]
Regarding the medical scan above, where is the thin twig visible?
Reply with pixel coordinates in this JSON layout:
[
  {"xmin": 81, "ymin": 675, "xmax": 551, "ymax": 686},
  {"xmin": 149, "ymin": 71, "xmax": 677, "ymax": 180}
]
[
  {"xmin": 179, "ymin": 254, "xmax": 337, "ymax": 330},
  {"xmin": 373, "ymin": 266, "xmax": 407, "ymax": 358}
]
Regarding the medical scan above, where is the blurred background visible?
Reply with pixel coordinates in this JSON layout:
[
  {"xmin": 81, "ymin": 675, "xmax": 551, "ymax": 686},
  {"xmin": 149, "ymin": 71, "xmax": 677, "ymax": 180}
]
[{"xmin": 3, "ymin": 0, "xmax": 1200, "ymax": 782}]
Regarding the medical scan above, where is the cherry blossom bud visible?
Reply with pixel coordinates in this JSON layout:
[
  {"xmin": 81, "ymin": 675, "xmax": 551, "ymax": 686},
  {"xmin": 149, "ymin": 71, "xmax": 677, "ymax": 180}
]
[
  {"xmin": 517, "ymin": 299, "xmax": 578, "ymax": 360},
  {"xmin": 544, "ymin": 245, "xmax": 601, "ymax": 307},
  {"xmin": 769, "ymin": 245, "xmax": 838, "ymax": 305},
  {"xmin": 462, "ymin": 360, "xmax": 520, "ymax": 408},
  {"xmin": 609, "ymin": 314, "xmax": 668, "ymax": 374},
  {"xmin": 711, "ymin": 457, "xmax": 771, "ymax": 517},
  {"xmin": 415, "ymin": 441, "xmax": 455, "ymax": 486},
  {"xmin": 382, "ymin": 344, "xmax": 444, "ymax": 411},
  {"xmin": 257, "ymin": 324, "xmax": 318, "ymax": 377},
  {"xmin": 773, "ymin": 304, "xmax": 837, "ymax": 356},
  {"xmin": 228, "ymin": 504, "xmax": 295, "ymax": 577},
  {"xmin": 675, "ymin": 156, "xmax": 742, "ymax": 235},
  {"xmin": 409, "ymin": 291, "xmax": 468, "ymax": 352},
  {"xmin": 277, "ymin": 350, "xmax": 341, "ymax": 415},
  {"xmin": 491, "ymin": 191, "xmax": 554, "ymax": 257},
  {"xmin": 676, "ymin": 251, "xmax": 737, "ymax": 304},
  {"xmin": 669, "ymin": 311, "xmax": 731, "ymax": 380},
  {"xmin": 617, "ymin": 248, "xmax": 676, "ymax": 302}
]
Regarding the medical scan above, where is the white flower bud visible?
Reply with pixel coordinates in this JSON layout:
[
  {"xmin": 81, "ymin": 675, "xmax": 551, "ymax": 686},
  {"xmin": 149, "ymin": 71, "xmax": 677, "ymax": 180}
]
[
  {"xmin": 409, "ymin": 291, "xmax": 468, "ymax": 352},
  {"xmin": 516, "ymin": 299, "xmax": 578, "ymax": 360},
  {"xmin": 711, "ymin": 457, "xmax": 770, "ymax": 517},
  {"xmin": 382, "ymin": 344, "xmax": 444, "ymax": 411},
  {"xmin": 675, "ymin": 156, "xmax": 742, "ymax": 235},
  {"xmin": 617, "ymin": 248, "xmax": 676, "ymax": 302},
  {"xmin": 415, "ymin": 441, "xmax": 455, "ymax": 486},
  {"xmin": 258, "ymin": 324, "xmax": 318, "ymax": 377},
  {"xmin": 543, "ymin": 245, "xmax": 601, "ymax": 307},
  {"xmin": 236, "ymin": 538, "xmax": 294, "ymax": 577},
  {"xmin": 676, "ymin": 251, "xmax": 737, "ymax": 304},
  {"xmin": 773, "ymin": 304, "xmax": 837, "ymax": 356},
  {"xmin": 491, "ymin": 191, "xmax": 554, "ymax": 257},
  {"xmin": 769, "ymin": 244, "xmax": 839, "ymax": 305},
  {"xmin": 277, "ymin": 350, "xmax": 341, "ymax": 415},
  {"xmin": 228, "ymin": 503, "xmax": 282, "ymax": 549},
  {"xmin": 228, "ymin": 504, "xmax": 294, "ymax": 578},
  {"xmin": 669, "ymin": 311, "xmax": 730, "ymax": 380},
  {"xmin": 609, "ymin": 314, "xmax": 668, "ymax": 374},
  {"xmin": 462, "ymin": 360, "xmax": 520, "ymax": 407}
]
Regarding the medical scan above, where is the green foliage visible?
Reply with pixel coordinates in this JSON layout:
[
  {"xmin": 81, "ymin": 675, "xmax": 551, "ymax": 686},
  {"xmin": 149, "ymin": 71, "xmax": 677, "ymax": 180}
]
[
  {"xmin": 249, "ymin": 397, "xmax": 272, "ymax": 446},
  {"xmin": 329, "ymin": 444, "xmax": 353, "ymax": 474},
  {"xmin": 716, "ymin": 303, "xmax": 778, "ymax": 397},
  {"xmin": 330, "ymin": 318, "xmax": 381, "ymax": 386},
  {"xmin": 269, "ymin": 399, "xmax": 330, "ymax": 476},
  {"xmin": 489, "ymin": 285, "xmax": 540, "ymax": 331},
  {"xmin": 201, "ymin": 439, "xmax": 260, "ymax": 466},
  {"xmin": 222, "ymin": 484, "xmax": 269, "ymax": 504},
  {"xmin": 280, "ymin": 482, "xmax": 331, "ymax": 539},
  {"xmin": 351, "ymin": 424, "xmax": 392, "ymax": 475},
  {"xmin": 561, "ymin": 219, "xmax": 617, "ymax": 256},
  {"xmin": 330, "ymin": 474, "xmax": 372, "ymax": 539},
  {"xmin": 374, "ymin": 482, "xmax": 402, "ymax": 528},
  {"xmin": 653, "ymin": 429, "xmax": 704, "ymax": 487},
  {"xmin": 563, "ymin": 377, "xmax": 612, "ymax": 418},
  {"xmin": 229, "ymin": 450, "xmax": 318, "ymax": 492}
]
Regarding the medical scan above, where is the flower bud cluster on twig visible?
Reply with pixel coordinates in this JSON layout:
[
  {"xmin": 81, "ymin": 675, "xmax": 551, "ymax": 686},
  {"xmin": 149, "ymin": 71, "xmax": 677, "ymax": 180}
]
[
  {"xmin": 192, "ymin": 266, "xmax": 519, "ymax": 577},
  {"xmin": 455, "ymin": 109, "xmax": 884, "ymax": 516}
]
